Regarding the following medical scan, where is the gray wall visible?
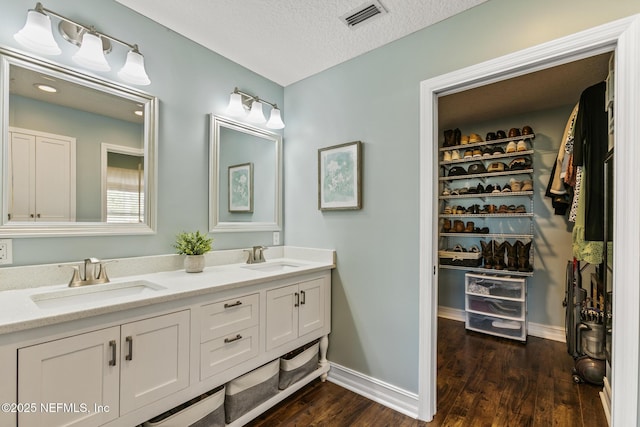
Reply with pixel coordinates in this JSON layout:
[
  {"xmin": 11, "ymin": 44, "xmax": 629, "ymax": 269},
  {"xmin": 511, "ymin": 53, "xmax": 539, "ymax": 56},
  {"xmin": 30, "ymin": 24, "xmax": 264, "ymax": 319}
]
[
  {"xmin": 0, "ymin": 0, "xmax": 284, "ymax": 265},
  {"xmin": 283, "ymin": 0, "xmax": 640, "ymax": 394}
]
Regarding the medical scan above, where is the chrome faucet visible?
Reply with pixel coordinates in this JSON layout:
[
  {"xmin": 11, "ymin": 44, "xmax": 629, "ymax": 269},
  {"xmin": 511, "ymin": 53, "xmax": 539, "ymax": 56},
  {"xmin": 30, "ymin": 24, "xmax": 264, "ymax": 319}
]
[
  {"xmin": 62, "ymin": 257, "xmax": 111, "ymax": 287},
  {"xmin": 245, "ymin": 246, "xmax": 267, "ymax": 264}
]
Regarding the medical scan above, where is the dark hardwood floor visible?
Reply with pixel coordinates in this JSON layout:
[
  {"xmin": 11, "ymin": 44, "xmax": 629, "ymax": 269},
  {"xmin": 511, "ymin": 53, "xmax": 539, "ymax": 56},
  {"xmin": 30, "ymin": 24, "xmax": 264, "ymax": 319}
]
[{"xmin": 246, "ymin": 318, "xmax": 607, "ymax": 426}]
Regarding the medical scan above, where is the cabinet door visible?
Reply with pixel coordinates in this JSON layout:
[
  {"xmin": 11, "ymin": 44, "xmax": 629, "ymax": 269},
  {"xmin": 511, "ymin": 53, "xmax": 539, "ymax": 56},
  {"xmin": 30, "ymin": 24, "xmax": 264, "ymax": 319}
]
[
  {"xmin": 35, "ymin": 135, "xmax": 74, "ymax": 221},
  {"xmin": 298, "ymin": 278, "xmax": 325, "ymax": 337},
  {"xmin": 265, "ymin": 284, "xmax": 299, "ymax": 351},
  {"xmin": 8, "ymin": 132, "xmax": 36, "ymax": 222},
  {"xmin": 18, "ymin": 326, "xmax": 120, "ymax": 427},
  {"xmin": 119, "ymin": 310, "xmax": 190, "ymax": 414}
]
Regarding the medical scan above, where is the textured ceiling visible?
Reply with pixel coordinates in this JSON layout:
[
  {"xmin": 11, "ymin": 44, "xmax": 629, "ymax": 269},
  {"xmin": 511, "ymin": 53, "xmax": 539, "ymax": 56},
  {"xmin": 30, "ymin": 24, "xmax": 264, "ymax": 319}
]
[{"xmin": 115, "ymin": 0, "xmax": 488, "ymax": 86}]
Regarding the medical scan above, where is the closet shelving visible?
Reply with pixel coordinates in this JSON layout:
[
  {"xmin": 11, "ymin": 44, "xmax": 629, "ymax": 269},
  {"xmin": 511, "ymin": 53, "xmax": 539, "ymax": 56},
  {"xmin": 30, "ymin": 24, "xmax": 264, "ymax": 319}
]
[{"xmin": 438, "ymin": 132, "xmax": 535, "ymax": 277}]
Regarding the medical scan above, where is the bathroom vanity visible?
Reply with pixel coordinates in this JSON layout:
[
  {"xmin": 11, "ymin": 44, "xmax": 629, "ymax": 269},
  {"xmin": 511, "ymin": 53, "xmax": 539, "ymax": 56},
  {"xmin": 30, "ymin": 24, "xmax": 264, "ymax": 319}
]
[{"xmin": 0, "ymin": 247, "xmax": 334, "ymax": 427}]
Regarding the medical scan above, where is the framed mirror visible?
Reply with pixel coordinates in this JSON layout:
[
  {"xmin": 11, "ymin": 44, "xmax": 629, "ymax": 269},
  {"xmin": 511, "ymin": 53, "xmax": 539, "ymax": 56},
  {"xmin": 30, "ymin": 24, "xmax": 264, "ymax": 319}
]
[
  {"xmin": 0, "ymin": 48, "xmax": 157, "ymax": 237},
  {"xmin": 209, "ymin": 115, "xmax": 282, "ymax": 232}
]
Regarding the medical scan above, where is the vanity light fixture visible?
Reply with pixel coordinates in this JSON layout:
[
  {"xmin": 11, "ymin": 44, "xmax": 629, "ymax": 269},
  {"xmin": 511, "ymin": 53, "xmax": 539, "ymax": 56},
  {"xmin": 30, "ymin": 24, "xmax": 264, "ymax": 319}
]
[
  {"xmin": 14, "ymin": 2, "xmax": 151, "ymax": 86},
  {"xmin": 225, "ymin": 87, "xmax": 285, "ymax": 129}
]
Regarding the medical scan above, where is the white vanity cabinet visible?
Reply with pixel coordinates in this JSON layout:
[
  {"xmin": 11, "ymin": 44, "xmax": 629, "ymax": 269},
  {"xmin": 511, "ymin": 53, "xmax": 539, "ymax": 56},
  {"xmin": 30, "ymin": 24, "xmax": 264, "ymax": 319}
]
[
  {"xmin": 200, "ymin": 293, "xmax": 260, "ymax": 380},
  {"xmin": 17, "ymin": 310, "xmax": 190, "ymax": 427},
  {"xmin": 266, "ymin": 277, "xmax": 326, "ymax": 351}
]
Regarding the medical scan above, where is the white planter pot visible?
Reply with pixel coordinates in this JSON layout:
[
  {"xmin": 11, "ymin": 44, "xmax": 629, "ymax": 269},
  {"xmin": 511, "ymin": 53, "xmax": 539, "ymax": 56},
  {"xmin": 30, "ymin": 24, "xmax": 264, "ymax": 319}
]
[{"xmin": 184, "ymin": 255, "xmax": 205, "ymax": 273}]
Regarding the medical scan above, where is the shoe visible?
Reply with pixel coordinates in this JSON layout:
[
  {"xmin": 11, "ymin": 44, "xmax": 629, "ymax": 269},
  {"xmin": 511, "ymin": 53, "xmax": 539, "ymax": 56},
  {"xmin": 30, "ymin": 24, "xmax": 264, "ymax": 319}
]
[
  {"xmin": 442, "ymin": 186, "xmax": 451, "ymax": 196},
  {"xmin": 484, "ymin": 184, "xmax": 495, "ymax": 193},
  {"xmin": 454, "ymin": 220, "xmax": 465, "ymax": 233},
  {"xmin": 473, "ymin": 148, "xmax": 482, "ymax": 157},
  {"xmin": 480, "ymin": 227, "xmax": 490, "ymax": 234},
  {"xmin": 465, "ymin": 221, "xmax": 475, "ymax": 232},
  {"xmin": 510, "ymin": 179, "xmax": 522, "ymax": 192},
  {"xmin": 443, "ymin": 151, "xmax": 452, "ymax": 161},
  {"xmin": 505, "ymin": 241, "xmax": 521, "ymax": 271},
  {"xmin": 486, "ymin": 204, "xmax": 497, "ymax": 214},
  {"xmin": 497, "ymin": 204, "xmax": 509, "ymax": 213},
  {"xmin": 482, "ymin": 147, "xmax": 493, "ymax": 157},
  {"xmin": 508, "ymin": 127, "xmax": 521, "ymax": 138},
  {"xmin": 463, "ymin": 150, "xmax": 473, "ymax": 159},
  {"xmin": 492, "ymin": 185, "xmax": 502, "ymax": 193},
  {"xmin": 443, "ymin": 205, "xmax": 453, "ymax": 214},
  {"xmin": 516, "ymin": 139, "xmax": 528, "ymax": 152},
  {"xmin": 517, "ymin": 241, "xmax": 533, "ymax": 272},
  {"xmin": 496, "ymin": 130, "xmax": 507, "ymax": 139},
  {"xmin": 476, "ymin": 183, "xmax": 485, "ymax": 193},
  {"xmin": 451, "ymin": 150, "xmax": 461, "ymax": 160},
  {"xmin": 492, "ymin": 146, "xmax": 505, "ymax": 155},
  {"xmin": 469, "ymin": 133, "xmax": 483, "ymax": 143},
  {"xmin": 501, "ymin": 184, "xmax": 512, "ymax": 192},
  {"xmin": 443, "ymin": 129, "xmax": 455, "ymax": 147},
  {"xmin": 481, "ymin": 240, "xmax": 494, "ymax": 269},
  {"xmin": 521, "ymin": 179, "xmax": 533, "ymax": 191},
  {"xmin": 454, "ymin": 128, "xmax": 462, "ymax": 145},
  {"xmin": 460, "ymin": 135, "xmax": 469, "ymax": 145},
  {"xmin": 442, "ymin": 219, "xmax": 452, "ymax": 232},
  {"xmin": 522, "ymin": 125, "xmax": 534, "ymax": 135},
  {"xmin": 486, "ymin": 132, "xmax": 496, "ymax": 141},
  {"xmin": 493, "ymin": 242, "xmax": 506, "ymax": 270},
  {"xmin": 515, "ymin": 204, "xmax": 526, "ymax": 213},
  {"xmin": 506, "ymin": 141, "xmax": 517, "ymax": 153}
]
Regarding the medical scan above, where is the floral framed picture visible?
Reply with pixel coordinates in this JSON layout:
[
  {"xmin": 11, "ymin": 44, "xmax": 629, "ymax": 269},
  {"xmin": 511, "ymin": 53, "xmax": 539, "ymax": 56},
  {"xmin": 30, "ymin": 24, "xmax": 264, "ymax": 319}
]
[
  {"xmin": 318, "ymin": 141, "xmax": 362, "ymax": 210},
  {"xmin": 228, "ymin": 162, "xmax": 253, "ymax": 212}
]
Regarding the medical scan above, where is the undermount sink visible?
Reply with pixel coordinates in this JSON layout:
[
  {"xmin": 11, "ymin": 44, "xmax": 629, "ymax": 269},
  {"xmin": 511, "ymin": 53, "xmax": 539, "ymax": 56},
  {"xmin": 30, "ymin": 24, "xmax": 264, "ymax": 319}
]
[
  {"xmin": 241, "ymin": 261, "xmax": 305, "ymax": 273},
  {"xmin": 31, "ymin": 280, "xmax": 166, "ymax": 309}
]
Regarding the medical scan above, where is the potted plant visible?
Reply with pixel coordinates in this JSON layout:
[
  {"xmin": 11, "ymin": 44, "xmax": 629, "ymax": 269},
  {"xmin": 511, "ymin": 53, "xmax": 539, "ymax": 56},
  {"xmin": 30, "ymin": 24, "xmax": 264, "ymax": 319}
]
[{"xmin": 174, "ymin": 231, "xmax": 213, "ymax": 273}]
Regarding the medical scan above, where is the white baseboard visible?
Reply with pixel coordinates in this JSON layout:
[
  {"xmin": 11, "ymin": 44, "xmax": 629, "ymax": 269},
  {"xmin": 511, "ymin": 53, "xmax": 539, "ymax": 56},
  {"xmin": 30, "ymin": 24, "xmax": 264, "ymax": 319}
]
[
  {"xmin": 327, "ymin": 362, "xmax": 419, "ymax": 419},
  {"xmin": 438, "ymin": 306, "xmax": 566, "ymax": 342}
]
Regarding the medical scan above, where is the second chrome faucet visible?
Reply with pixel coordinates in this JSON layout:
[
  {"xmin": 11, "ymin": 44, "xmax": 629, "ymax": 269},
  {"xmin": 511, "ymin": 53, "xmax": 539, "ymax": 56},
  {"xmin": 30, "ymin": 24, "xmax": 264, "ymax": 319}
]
[{"xmin": 245, "ymin": 246, "xmax": 267, "ymax": 264}]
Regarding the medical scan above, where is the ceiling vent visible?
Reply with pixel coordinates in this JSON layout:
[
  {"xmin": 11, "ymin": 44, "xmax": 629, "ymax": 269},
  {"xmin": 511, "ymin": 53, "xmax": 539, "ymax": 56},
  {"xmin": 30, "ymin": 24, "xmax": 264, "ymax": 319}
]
[{"xmin": 340, "ymin": 1, "xmax": 387, "ymax": 29}]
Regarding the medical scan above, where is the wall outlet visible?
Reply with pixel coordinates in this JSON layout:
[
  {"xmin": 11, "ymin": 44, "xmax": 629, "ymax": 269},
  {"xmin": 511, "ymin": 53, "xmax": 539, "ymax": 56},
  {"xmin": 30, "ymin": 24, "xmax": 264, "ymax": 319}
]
[
  {"xmin": 0, "ymin": 239, "xmax": 12, "ymax": 265},
  {"xmin": 273, "ymin": 231, "xmax": 280, "ymax": 245}
]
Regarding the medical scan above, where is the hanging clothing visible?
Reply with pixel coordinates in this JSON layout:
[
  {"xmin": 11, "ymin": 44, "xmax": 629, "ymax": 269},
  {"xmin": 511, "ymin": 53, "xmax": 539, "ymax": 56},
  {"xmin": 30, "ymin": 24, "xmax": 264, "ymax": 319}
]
[
  {"xmin": 572, "ymin": 81, "xmax": 608, "ymax": 241},
  {"xmin": 572, "ymin": 167, "xmax": 603, "ymax": 264},
  {"xmin": 545, "ymin": 103, "xmax": 578, "ymax": 215}
]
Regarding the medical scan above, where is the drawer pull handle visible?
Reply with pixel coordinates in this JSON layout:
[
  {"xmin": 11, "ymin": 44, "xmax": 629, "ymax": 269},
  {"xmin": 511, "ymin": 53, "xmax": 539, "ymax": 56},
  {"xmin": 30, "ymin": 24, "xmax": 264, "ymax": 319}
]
[
  {"xmin": 109, "ymin": 340, "xmax": 117, "ymax": 366},
  {"xmin": 224, "ymin": 301, "xmax": 242, "ymax": 308},
  {"xmin": 294, "ymin": 292, "xmax": 299, "ymax": 307},
  {"xmin": 224, "ymin": 334, "xmax": 242, "ymax": 344},
  {"xmin": 300, "ymin": 290, "xmax": 306, "ymax": 305},
  {"xmin": 125, "ymin": 336, "xmax": 133, "ymax": 361}
]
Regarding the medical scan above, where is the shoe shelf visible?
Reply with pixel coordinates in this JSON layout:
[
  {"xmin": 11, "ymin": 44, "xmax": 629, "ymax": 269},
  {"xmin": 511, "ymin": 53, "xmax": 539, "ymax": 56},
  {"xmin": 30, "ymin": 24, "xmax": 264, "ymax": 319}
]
[
  {"xmin": 440, "ymin": 232, "xmax": 533, "ymax": 239},
  {"xmin": 440, "ymin": 150, "xmax": 534, "ymax": 166},
  {"xmin": 441, "ymin": 264, "xmax": 534, "ymax": 277},
  {"xmin": 439, "ymin": 169, "xmax": 534, "ymax": 182},
  {"xmin": 439, "ymin": 191, "xmax": 534, "ymax": 200},
  {"xmin": 440, "ymin": 213, "xmax": 535, "ymax": 219},
  {"xmin": 438, "ymin": 134, "xmax": 536, "ymax": 152}
]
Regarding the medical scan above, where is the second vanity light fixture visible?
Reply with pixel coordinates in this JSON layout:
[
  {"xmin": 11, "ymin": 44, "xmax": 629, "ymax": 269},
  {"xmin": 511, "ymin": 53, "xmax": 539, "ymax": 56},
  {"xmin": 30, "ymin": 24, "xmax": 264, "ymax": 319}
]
[
  {"xmin": 225, "ymin": 87, "xmax": 285, "ymax": 129},
  {"xmin": 13, "ymin": 2, "xmax": 151, "ymax": 86}
]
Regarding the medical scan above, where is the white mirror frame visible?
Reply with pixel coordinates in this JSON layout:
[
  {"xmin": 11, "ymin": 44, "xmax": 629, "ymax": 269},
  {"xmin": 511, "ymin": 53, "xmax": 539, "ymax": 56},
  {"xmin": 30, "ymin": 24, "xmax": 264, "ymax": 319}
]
[
  {"xmin": 0, "ymin": 47, "xmax": 158, "ymax": 237},
  {"xmin": 209, "ymin": 114, "xmax": 282, "ymax": 233}
]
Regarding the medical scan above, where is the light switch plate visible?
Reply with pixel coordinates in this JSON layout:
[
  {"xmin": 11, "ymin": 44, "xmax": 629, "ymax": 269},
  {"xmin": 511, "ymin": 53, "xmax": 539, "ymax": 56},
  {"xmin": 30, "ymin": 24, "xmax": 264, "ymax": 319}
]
[
  {"xmin": 0, "ymin": 239, "xmax": 13, "ymax": 265},
  {"xmin": 273, "ymin": 231, "xmax": 280, "ymax": 245}
]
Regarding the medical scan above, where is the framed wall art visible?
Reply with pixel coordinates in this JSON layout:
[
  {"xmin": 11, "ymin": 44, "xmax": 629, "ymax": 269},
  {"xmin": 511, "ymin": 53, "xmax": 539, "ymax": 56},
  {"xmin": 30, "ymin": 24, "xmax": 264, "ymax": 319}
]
[
  {"xmin": 318, "ymin": 141, "xmax": 362, "ymax": 210},
  {"xmin": 228, "ymin": 162, "xmax": 253, "ymax": 212}
]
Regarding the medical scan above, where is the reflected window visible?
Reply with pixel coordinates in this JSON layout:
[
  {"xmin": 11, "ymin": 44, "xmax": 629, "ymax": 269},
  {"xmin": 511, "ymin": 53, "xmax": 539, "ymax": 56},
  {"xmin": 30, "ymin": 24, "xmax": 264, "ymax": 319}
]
[{"xmin": 106, "ymin": 152, "xmax": 144, "ymax": 223}]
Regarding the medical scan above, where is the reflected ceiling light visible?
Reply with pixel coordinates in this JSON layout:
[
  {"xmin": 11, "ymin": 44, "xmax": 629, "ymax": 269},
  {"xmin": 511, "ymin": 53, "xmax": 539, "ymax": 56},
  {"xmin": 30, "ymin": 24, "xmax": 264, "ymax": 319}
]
[
  {"xmin": 34, "ymin": 83, "xmax": 57, "ymax": 93},
  {"xmin": 14, "ymin": 2, "xmax": 151, "ymax": 85},
  {"xmin": 134, "ymin": 110, "xmax": 143, "ymax": 117},
  {"xmin": 225, "ymin": 87, "xmax": 285, "ymax": 129}
]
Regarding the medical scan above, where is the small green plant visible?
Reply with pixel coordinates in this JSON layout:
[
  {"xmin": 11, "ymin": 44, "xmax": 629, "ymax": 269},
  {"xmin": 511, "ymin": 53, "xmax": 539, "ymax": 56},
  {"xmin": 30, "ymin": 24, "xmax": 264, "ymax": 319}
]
[{"xmin": 174, "ymin": 231, "xmax": 213, "ymax": 255}]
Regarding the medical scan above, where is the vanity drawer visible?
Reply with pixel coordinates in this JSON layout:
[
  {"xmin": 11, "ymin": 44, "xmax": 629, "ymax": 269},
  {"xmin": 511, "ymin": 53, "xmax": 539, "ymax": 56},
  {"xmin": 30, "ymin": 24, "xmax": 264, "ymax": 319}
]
[
  {"xmin": 465, "ymin": 273, "xmax": 525, "ymax": 301},
  {"xmin": 466, "ymin": 312, "xmax": 526, "ymax": 341},
  {"xmin": 466, "ymin": 295, "xmax": 525, "ymax": 320},
  {"xmin": 200, "ymin": 293, "xmax": 259, "ymax": 343},
  {"xmin": 200, "ymin": 325, "xmax": 259, "ymax": 380}
]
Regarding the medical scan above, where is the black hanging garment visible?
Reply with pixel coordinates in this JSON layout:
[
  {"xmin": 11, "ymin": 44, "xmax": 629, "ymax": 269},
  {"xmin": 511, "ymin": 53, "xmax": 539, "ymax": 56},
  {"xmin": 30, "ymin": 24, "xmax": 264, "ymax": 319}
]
[{"xmin": 572, "ymin": 82, "xmax": 608, "ymax": 241}]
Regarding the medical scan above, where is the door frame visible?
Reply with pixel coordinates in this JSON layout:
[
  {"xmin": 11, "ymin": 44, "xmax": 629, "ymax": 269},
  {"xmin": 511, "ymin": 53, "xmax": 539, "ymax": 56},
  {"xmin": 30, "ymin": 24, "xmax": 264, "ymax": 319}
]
[{"xmin": 418, "ymin": 15, "xmax": 640, "ymax": 424}]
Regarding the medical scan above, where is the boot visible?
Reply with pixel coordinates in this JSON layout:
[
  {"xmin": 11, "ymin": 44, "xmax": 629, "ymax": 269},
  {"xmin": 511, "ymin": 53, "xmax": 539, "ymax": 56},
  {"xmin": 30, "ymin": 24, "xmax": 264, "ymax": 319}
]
[
  {"xmin": 443, "ymin": 129, "xmax": 454, "ymax": 147},
  {"xmin": 493, "ymin": 241, "xmax": 506, "ymax": 270},
  {"xmin": 517, "ymin": 241, "xmax": 532, "ymax": 272},
  {"xmin": 442, "ymin": 219, "xmax": 451, "ymax": 233},
  {"xmin": 505, "ymin": 241, "xmax": 521, "ymax": 271},
  {"xmin": 481, "ymin": 240, "xmax": 493, "ymax": 269},
  {"xmin": 453, "ymin": 128, "xmax": 462, "ymax": 146}
]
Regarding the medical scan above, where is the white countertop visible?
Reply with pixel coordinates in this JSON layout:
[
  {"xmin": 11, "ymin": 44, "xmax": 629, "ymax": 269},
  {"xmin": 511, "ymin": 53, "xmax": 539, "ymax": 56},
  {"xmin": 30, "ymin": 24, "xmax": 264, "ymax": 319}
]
[{"xmin": 0, "ymin": 247, "xmax": 335, "ymax": 335}]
